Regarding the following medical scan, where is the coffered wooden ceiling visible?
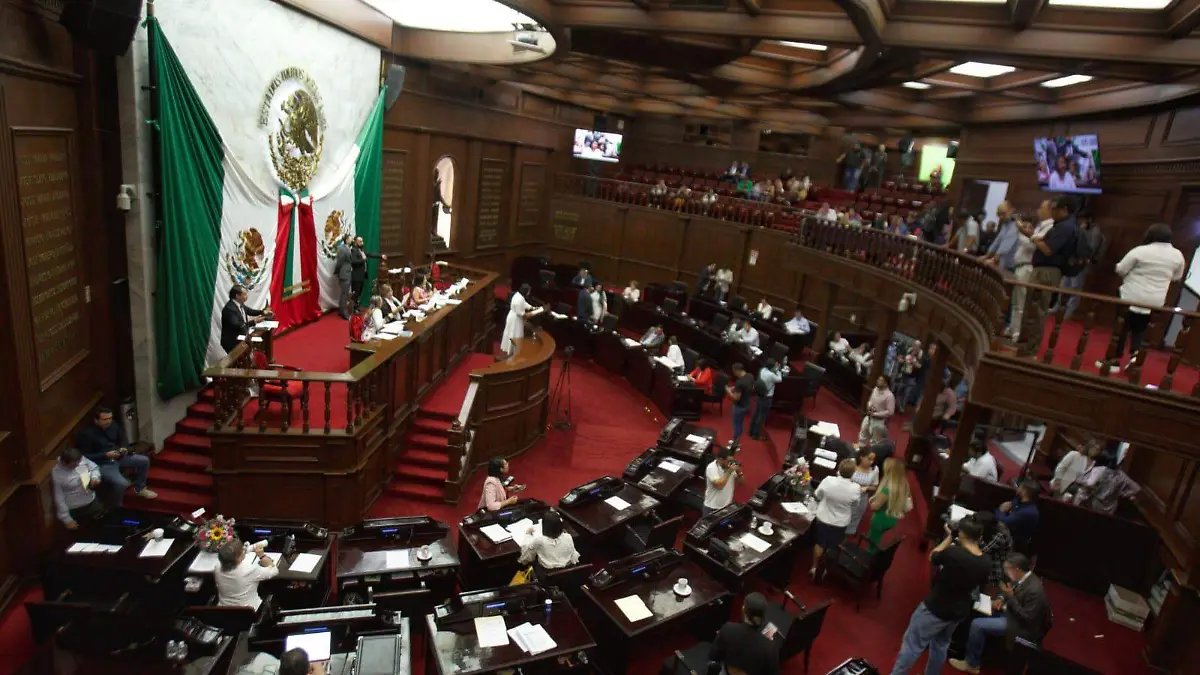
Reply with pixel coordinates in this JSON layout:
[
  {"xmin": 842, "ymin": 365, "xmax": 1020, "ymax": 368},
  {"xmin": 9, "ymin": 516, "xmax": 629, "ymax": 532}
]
[{"xmin": 420, "ymin": 0, "xmax": 1200, "ymax": 134}]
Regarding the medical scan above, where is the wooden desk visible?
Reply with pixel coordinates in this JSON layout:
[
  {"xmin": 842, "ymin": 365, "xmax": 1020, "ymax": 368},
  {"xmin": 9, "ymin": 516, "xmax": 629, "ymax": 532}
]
[
  {"xmin": 14, "ymin": 635, "xmax": 235, "ymax": 675},
  {"xmin": 755, "ymin": 500, "xmax": 815, "ymax": 537},
  {"xmin": 336, "ymin": 531, "xmax": 460, "ymax": 606},
  {"xmin": 49, "ymin": 530, "xmax": 194, "ymax": 582},
  {"xmin": 651, "ymin": 362, "xmax": 702, "ymax": 420},
  {"xmin": 581, "ymin": 558, "xmax": 731, "ymax": 675},
  {"xmin": 457, "ymin": 508, "xmax": 582, "ymax": 590},
  {"xmin": 658, "ymin": 423, "xmax": 717, "ymax": 462},
  {"xmin": 186, "ymin": 540, "xmax": 332, "ymax": 609},
  {"xmin": 627, "ymin": 347, "xmax": 655, "ymax": 397},
  {"xmin": 559, "ymin": 484, "xmax": 661, "ymax": 538},
  {"xmin": 683, "ymin": 514, "xmax": 802, "ymax": 591},
  {"xmin": 633, "ymin": 456, "xmax": 701, "ymax": 501},
  {"xmin": 424, "ymin": 602, "xmax": 596, "ymax": 675},
  {"xmin": 595, "ymin": 330, "xmax": 632, "ymax": 376}
]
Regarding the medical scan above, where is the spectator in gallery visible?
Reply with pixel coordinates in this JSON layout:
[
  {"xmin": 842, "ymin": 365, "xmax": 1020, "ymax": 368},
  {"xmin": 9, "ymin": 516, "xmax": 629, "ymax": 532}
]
[
  {"xmin": 785, "ymin": 308, "xmax": 811, "ymax": 335},
  {"xmin": 948, "ymin": 210, "xmax": 979, "ymax": 254},
  {"xmin": 689, "ymin": 358, "xmax": 716, "ymax": 396},
  {"xmin": 75, "ymin": 407, "xmax": 156, "ymax": 507},
  {"xmin": 571, "ymin": 266, "xmax": 594, "ymax": 289},
  {"xmin": 1072, "ymin": 454, "xmax": 1140, "ymax": 515},
  {"xmin": 828, "ymin": 331, "xmax": 851, "ymax": 361},
  {"xmin": 1057, "ymin": 212, "xmax": 1106, "ymax": 320},
  {"xmin": 715, "ymin": 266, "xmax": 734, "ymax": 301},
  {"xmin": 866, "ymin": 144, "xmax": 887, "ymax": 188},
  {"xmin": 701, "ymin": 188, "xmax": 719, "ymax": 207},
  {"xmin": 838, "ymin": 142, "xmax": 865, "ymax": 191},
  {"xmin": 858, "ymin": 375, "xmax": 895, "ymax": 445},
  {"xmin": 1009, "ymin": 200, "xmax": 1056, "ymax": 341},
  {"xmin": 817, "ymin": 203, "xmax": 838, "ymax": 224},
  {"xmin": 1097, "ymin": 222, "xmax": 1184, "ymax": 372},
  {"xmin": 1022, "ymin": 195, "xmax": 1079, "ymax": 356},
  {"xmin": 622, "ymin": 280, "xmax": 640, "ymax": 304},
  {"xmin": 981, "ymin": 201, "xmax": 1020, "ymax": 273},
  {"xmin": 962, "ymin": 440, "xmax": 999, "ymax": 482},
  {"xmin": 651, "ymin": 180, "xmax": 668, "ymax": 205}
]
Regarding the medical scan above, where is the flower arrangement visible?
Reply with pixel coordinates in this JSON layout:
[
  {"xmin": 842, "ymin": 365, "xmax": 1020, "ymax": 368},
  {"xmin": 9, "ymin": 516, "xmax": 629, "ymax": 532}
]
[
  {"xmin": 783, "ymin": 458, "xmax": 813, "ymax": 497},
  {"xmin": 195, "ymin": 515, "xmax": 236, "ymax": 553}
]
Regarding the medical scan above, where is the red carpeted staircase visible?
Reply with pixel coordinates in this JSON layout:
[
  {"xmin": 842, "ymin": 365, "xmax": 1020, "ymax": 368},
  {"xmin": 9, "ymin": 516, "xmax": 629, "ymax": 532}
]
[
  {"xmin": 126, "ymin": 388, "xmax": 215, "ymax": 514},
  {"xmin": 386, "ymin": 408, "xmax": 457, "ymax": 503}
]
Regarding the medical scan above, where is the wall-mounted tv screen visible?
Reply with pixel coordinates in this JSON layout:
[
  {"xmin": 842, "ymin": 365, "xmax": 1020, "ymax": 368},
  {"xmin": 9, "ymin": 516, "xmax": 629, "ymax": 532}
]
[
  {"xmin": 573, "ymin": 129, "xmax": 623, "ymax": 163},
  {"xmin": 1034, "ymin": 134, "xmax": 1100, "ymax": 195}
]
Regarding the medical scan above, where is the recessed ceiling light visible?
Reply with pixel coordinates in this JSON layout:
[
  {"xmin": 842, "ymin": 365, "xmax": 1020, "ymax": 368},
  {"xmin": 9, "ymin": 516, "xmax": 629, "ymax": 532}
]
[
  {"xmin": 949, "ymin": 62, "xmax": 1016, "ymax": 78},
  {"xmin": 776, "ymin": 41, "xmax": 828, "ymax": 51},
  {"xmin": 917, "ymin": 0, "xmax": 1005, "ymax": 3},
  {"xmin": 364, "ymin": 0, "xmax": 539, "ymax": 32},
  {"xmin": 903, "ymin": 81, "xmax": 932, "ymax": 89},
  {"xmin": 1042, "ymin": 74, "xmax": 1094, "ymax": 88},
  {"xmin": 1048, "ymin": 0, "xmax": 1170, "ymax": 8}
]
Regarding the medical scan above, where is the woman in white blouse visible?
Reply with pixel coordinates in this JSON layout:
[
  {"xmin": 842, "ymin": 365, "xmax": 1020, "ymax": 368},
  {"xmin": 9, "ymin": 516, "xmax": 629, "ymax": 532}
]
[
  {"xmin": 368, "ymin": 295, "xmax": 386, "ymax": 332},
  {"xmin": 590, "ymin": 283, "xmax": 607, "ymax": 322},
  {"xmin": 663, "ymin": 335, "xmax": 686, "ymax": 371},
  {"xmin": 845, "ymin": 449, "xmax": 880, "ymax": 535},
  {"xmin": 1051, "ymin": 440, "xmax": 1102, "ymax": 498},
  {"xmin": 623, "ymin": 280, "xmax": 641, "ymax": 304},
  {"xmin": 519, "ymin": 511, "xmax": 579, "ymax": 572},
  {"xmin": 1099, "ymin": 223, "xmax": 1185, "ymax": 371}
]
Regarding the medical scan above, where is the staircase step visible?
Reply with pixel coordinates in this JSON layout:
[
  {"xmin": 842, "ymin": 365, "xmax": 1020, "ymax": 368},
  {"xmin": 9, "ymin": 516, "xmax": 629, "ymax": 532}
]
[
  {"xmin": 385, "ymin": 482, "xmax": 444, "ymax": 503},
  {"xmin": 198, "ymin": 388, "xmax": 215, "ymax": 402},
  {"xmin": 187, "ymin": 402, "xmax": 216, "ymax": 420},
  {"xmin": 176, "ymin": 417, "xmax": 210, "ymax": 435},
  {"xmin": 416, "ymin": 409, "xmax": 457, "ymax": 424},
  {"xmin": 406, "ymin": 433, "xmax": 450, "ymax": 452},
  {"xmin": 395, "ymin": 464, "xmax": 447, "ymax": 486},
  {"xmin": 165, "ymin": 433, "xmax": 211, "ymax": 455},
  {"xmin": 411, "ymin": 420, "xmax": 452, "ymax": 438},
  {"xmin": 155, "ymin": 450, "xmax": 211, "ymax": 473},
  {"xmin": 149, "ymin": 466, "xmax": 213, "ymax": 491},
  {"xmin": 398, "ymin": 448, "xmax": 449, "ymax": 470},
  {"xmin": 126, "ymin": 485, "xmax": 210, "ymax": 514}
]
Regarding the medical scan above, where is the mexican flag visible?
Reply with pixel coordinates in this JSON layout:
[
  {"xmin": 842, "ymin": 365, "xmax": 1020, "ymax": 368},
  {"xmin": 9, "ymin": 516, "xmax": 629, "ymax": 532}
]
[{"xmin": 149, "ymin": 16, "xmax": 385, "ymax": 399}]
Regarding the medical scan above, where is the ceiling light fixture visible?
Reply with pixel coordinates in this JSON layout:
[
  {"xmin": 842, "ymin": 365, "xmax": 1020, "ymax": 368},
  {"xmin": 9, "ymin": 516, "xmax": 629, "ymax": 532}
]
[
  {"xmin": 1047, "ymin": 0, "xmax": 1170, "ymax": 9},
  {"xmin": 903, "ymin": 81, "xmax": 932, "ymax": 89},
  {"xmin": 776, "ymin": 41, "xmax": 828, "ymax": 51},
  {"xmin": 949, "ymin": 61, "xmax": 1016, "ymax": 78},
  {"xmin": 363, "ymin": 0, "xmax": 540, "ymax": 32},
  {"xmin": 1042, "ymin": 74, "xmax": 1094, "ymax": 88}
]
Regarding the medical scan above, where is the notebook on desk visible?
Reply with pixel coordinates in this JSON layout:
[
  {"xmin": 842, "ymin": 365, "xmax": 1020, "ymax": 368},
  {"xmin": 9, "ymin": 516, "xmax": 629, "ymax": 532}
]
[{"xmin": 285, "ymin": 630, "xmax": 332, "ymax": 662}]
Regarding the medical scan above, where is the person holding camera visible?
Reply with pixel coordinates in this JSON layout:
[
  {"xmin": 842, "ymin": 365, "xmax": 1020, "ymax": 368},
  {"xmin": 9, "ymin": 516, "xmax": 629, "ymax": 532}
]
[
  {"xmin": 703, "ymin": 447, "xmax": 743, "ymax": 517},
  {"xmin": 890, "ymin": 517, "xmax": 990, "ymax": 675}
]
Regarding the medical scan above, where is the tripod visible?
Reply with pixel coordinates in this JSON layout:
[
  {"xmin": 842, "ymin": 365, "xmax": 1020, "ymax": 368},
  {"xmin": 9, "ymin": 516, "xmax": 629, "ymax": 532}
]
[{"xmin": 548, "ymin": 347, "xmax": 574, "ymax": 430}]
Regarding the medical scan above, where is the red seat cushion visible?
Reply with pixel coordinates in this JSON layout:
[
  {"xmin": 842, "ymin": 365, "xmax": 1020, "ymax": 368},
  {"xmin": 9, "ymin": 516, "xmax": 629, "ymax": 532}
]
[{"xmin": 262, "ymin": 380, "xmax": 304, "ymax": 399}]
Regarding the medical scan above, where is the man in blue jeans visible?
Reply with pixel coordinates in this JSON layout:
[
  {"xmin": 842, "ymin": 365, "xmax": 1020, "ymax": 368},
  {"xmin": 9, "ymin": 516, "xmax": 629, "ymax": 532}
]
[
  {"xmin": 950, "ymin": 553, "xmax": 1052, "ymax": 673},
  {"xmin": 726, "ymin": 363, "xmax": 755, "ymax": 444},
  {"xmin": 890, "ymin": 517, "xmax": 990, "ymax": 674},
  {"xmin": 75, "ymin": 407, "xmax": 157, "ymax": 507},
  {"xmin": 748, "ymin": 360, "xmax": 784, "ymax": 440}
]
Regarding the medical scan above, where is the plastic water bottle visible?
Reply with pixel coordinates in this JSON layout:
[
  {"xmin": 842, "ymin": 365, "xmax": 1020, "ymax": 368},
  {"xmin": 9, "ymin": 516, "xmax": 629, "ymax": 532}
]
[
  {"xmin": 544, "ymin": 599, "xmax": 552, "ymax": 619},
  {"xmin": 165, "ymin": 640, "xmax": 179, "ymax": 662}
]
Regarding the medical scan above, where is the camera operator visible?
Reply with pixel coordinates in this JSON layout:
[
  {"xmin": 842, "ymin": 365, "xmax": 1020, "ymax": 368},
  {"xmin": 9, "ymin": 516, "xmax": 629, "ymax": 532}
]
[{"xmin": 703, "ymin": 446, "xmax": 743, "ymax": 517}]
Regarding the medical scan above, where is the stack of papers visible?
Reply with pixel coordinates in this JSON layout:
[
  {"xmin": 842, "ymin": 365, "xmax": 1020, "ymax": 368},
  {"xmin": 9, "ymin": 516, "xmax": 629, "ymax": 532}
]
[
  {"xmin": 814, "ymin": 448, "xmax": 839, "ymax": 462},
  {"xmin": 974, "ymin": 593, "xmax": 993, "ymax": 616},
  {"xmin": 290, "ymin": 552, "xmax": 322, "ymax": 574},
  {"xmin": 474, "ymin": 616, "xmax": 510, "ymax": 648},
  {"xmin": 139, "ymin": 539, "xmax": 175, "ymax": 558},
  {"xmin": 622, "ymin": 338, "xmax": 641, "ymax": 348},
  {"xmin": 604, "ymin": 496, "xmax": 631, "ymax": 511},
  {"xmin": 257, "ymin": 321, "xmax": 279, "ymax": 330},
  {"xmin": 189, "ymin": 551, "xmax": 219, "ymax": 572},
  {"xmin": 480, "ymin": 524, "xmax": 512, "ymax": 544},
  {"xmin": 385, "ymin": 549, "xmax": 411, "ymax": 570},
  {"xmin": 376, "ymin": 333, "xmax": 398, "ymax": 341},
  {"xmin": 809, "ymin": 421, "xmax": 841, "ymax": 437},
  {"xmin": 382, "ymin": 321, "xmax": 406, "ymax": 335},
  {"xmin": 614, "ymin": 595, "xmax": 653, "ymax": 622},
  {"xmin": 67, "ymin": 543, "xmax": 123, "ymax": 554},
  {"xmin": 508, "ymin": 622, "xmax": 558, "ymax": 655},
  {"xmin": 506, "ymin": 519, "xmax": 542, "ymax": 548},
  {"xmin": 813, "ymin": 456, "xmax": 837, "ymax": 470},
  {"xmin": 658, "ymin": 459, "xmax": 683, "ymax": 474},
  {"xmin": 781, "ymin": 501, "xmax": 810, "ymax": 516},
  {"xmin": 739, "ymin": 532, "xmax": 772, "ymax": 553},
  {"xmin": 653, "ymin": 356, "xmax": 677, "ymax": 368}
]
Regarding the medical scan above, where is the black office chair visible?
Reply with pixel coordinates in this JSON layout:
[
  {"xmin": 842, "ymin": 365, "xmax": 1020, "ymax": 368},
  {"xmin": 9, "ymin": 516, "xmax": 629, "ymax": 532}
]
[
  {"xmin": 623, "ymin": 514, "xmax": 685, "ymax": 554},
  {"xmin": 537, "ymin": 562, "xmax": 594, "ymax": 607},
  {"xmin": 371, "ymin": 586, "xmax": 435, "ymax": 618},
  {"xmin": 682, "ymin": 347, "xmax": 699, "ymax": 373},
  {"xmin": 601, "ymin": 314, "xmax": 618, "ymax": 332},
  {"xmin": 769, "ymin": 341, "xmax": 790, "ymax": 363},
  {"xmin": 819, "ymin": 536, "xmax": 905, "ymax": 611},
  {"xmin": 661, "ymin": 643, "xmax": 715, "ymax": 675},
  {"xmin": 704, "ymin": 372, "xmax": 730, "ymax": 413},
  {"xmin": 182, "ymin": 603, "xmax": 264, "ymax": 634},
  {"xmin": 711, "ymin": 313, "xmax": 731, "ymax": 334},
  {"xmin": 758, "ymin": 334, "xmax": 772, "ymax": 353},
  {"xmin": 728, "ymin": 296, "xmax": 747, "ymax": 313},
  {"xmin": 538, "ymin": 269, "xmax": 556, "ymax": 288},
  {"xmin": 553, "ymin": 301, "xmax": 572, "ymax": 317},
  {"xmin": 800, "ymin": 362, "xmax": 824, "ymax": 409},
  {"xmin": 664, "ymin": 297, "xmax": 680, "ymax": 315},
  {"xmin": 670, "ymin": 281, "xmax": 689, "ymax": 296},
  {"xmin": 763, "ymin": 593, "xmax": 833, "ymax": 671}
]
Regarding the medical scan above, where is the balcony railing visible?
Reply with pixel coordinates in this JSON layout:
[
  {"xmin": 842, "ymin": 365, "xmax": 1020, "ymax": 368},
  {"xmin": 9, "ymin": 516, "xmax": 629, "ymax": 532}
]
[{"xmin": 554, "ymin": 173, "xmax": 1200, "ymax": 399}]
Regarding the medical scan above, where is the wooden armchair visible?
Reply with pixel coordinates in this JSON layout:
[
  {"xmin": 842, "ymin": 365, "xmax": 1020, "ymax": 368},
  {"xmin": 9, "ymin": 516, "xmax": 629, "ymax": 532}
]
[
  {"xmin": 819, "ymin": 535, "xmax": 904, "ymax": 611},
  {"xmin": 251, "ymin": 350, "xmax": 305, "ymax": 420}
]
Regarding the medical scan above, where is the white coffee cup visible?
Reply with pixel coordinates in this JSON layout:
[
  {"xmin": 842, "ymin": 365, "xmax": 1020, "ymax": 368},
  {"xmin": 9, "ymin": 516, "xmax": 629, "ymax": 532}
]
[
  {"xmin": 150, "ymin": 527, "xmax": 165, "ymax": 540},
  {"xmin": 676, "ymin": 577, "xmax": 689, "ymax": 590}
]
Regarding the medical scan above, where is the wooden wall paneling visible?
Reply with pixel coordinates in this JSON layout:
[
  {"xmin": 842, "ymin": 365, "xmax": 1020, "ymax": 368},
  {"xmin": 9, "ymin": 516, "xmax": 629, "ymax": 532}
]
[
  {"xmin": 474, "ymin": 145, "xmax": 510, "ymax": 251},
  {"xmin": 740, "ymin": 228, "xmax": 801, "ymax": 310},
  {"xmin": 379, "ymin": 148, "xmax": 407, "ymax": 257},
  {"xmin": 676, "ymin": 217, "xmax": 748, "ymax": 292}
]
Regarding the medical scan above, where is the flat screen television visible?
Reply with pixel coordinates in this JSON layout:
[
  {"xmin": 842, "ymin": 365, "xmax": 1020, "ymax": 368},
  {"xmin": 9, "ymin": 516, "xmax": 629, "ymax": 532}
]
[
  {"xmin": 1034, "ymin": 134, "xmax": 1101, "ymax": 195},
  {"xmin": 573, "ymin": 129, "xmax": 623, "ymax": 163}
]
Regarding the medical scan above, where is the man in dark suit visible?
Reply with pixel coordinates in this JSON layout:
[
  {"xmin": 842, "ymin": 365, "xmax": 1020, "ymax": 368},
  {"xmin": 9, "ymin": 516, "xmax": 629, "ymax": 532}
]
[
  {"xmin": 576, "ymin": 286, "xmax": 591, "ymax": 323},
  {"xmin": 950, "ymin": 553, "xmax": 1052, "ymax": 674},
  {"xmin": 334, "ymin": 234, "xmax": 353, "ymax": 318},
  {"xmin": 220, "ymin": 284, "xmax": 272, "ymax": 355},
  {"xmin": 571, "ymin": 267, "xmax": 593, "ymax": 289}
]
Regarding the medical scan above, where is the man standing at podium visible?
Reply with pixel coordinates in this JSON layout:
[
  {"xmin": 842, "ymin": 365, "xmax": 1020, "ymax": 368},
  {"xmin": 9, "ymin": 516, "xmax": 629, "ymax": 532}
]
[{"xmin": 220, "ymin": 284, "xmax": 273, "ymax": 355}]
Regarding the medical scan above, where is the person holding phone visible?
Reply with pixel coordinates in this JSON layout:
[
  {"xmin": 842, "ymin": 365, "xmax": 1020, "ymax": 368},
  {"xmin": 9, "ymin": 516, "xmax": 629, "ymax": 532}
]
[
  {"xmin": 709, "ymin": 592, "xmax": 780, "ymax": 675},
  {"xmin": 75, "ymin": 406, "xmax": 156, "ymax": 506},
  {"xmin": 480, "ymin": 458, "xmax": 523, "ymax": 511}
]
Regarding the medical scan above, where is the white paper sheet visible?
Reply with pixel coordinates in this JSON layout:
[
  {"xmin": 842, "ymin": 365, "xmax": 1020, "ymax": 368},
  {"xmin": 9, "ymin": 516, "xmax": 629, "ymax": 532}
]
[
  {"xmin": 814, "ymin": 448, "xmax": 839, "ymax": 462},
  {"xmin": 506, "ymin": 519, "xmax": 541, "ymax": 548},
  {"xmin": 948, "ymin": 504, "xmax": 975, "ymax": 524},
  {"xmin": 189, "ymin": 551, "xmax": 219, "ymax": 573},
  {"xmin": 653, "ymin": 356, "xmax": 678, "ymax": 369},
  {"xmin": 781, "ymin": 501, "xmax": 810, "ymax": 516},
  {"xmin": 604, "ymin": 496, "xmax": 631, "ymax": 511},
  {"xmin": 385, "ymin": 549, "xmax": 410, "ymax": 570},
  {"xmin": 614, "ymin": 595, "xmax": 653, "ymax": 622},
  {"xmin": 975, "ymin": 593, "xmax": 993, "ymax": 616},
  {"xmin": 382, "ymin": 321, "xmax": 406, "ymax": 334},
  {"xmin": 264, "ymin": 552, "xmax": 283, "ymax": 565},
  {"xmin": 474, "ymin": 616, "xmax": 510, "ymax": 648},
  {"xmin": 550, "ymin": 312, "xmax": 568, "ymax": 320},
  {"xmin": 809, "ymin": 422, "xmax": 841, "ymax": 437},
  {"xmin": 289, "ymin": 552, "xmax": 322, "ymax": 574},
  {"xmin": 622, "ymin": 338, "xmax": 640, "ymax": 348},
  {"xmin": 658, "ymin": 460, "xmax": 682, "ymax": 474},
  {"xmin": 376, "ymin": 333, "xmax": 398, "ymax": 340},
  {"xmin": 139, "ymin": 539, "xmax": 175, "ymax": 558},
  {"xmin": 685, "ymin": 433, "xmax": 707, "ymax": 444},
  {"xmin": 814, "ymin": 456, "xmax": 837, "ymax": 470},
  {"xmin": 507, "ymin": 622, "xmax": 558, "ymax": 655},
  {"xmin": 257, "ymin": 321, "xmax": 280, "ymax": 330},
  {"xmin": 481, "ymin": 524, "xmax": 513, "ymax": 544},
  {"xmin": 676, "ymin": 376, "xmax": 692, "ymax": 383},
  {"xmin": 67, "ymin": 542, "xmax": 98, "ymax": 554},
  {"xmin": 739, "ymin": 532, "xmax": 772, "ymax": 553}
]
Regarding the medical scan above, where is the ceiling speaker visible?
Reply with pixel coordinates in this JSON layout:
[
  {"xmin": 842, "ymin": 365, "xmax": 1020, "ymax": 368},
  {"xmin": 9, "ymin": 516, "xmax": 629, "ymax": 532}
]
[
  {"xmin": 384, "ymin": 65, "xmax": 406, "ymax": 110},
  {"xmin": 59, "ymin": 0, "xmax": 144, "ymax": 56}
]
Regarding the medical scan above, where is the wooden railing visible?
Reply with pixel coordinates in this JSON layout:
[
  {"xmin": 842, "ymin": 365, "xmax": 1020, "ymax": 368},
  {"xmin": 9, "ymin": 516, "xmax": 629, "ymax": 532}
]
[{"xmin": 445, "ymin": 380, "xmax": 480, "ymax": 503}]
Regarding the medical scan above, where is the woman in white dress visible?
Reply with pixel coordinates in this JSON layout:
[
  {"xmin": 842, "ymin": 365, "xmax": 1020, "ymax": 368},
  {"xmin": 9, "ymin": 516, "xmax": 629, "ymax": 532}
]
[{"xmin": 502, "ymin": 284, "xmax": 534, "ymax": 358}]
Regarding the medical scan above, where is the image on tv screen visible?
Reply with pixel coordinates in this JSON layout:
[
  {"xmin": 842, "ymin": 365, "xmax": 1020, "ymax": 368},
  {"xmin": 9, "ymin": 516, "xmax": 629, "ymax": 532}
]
[
  {"xmin": 573, "ymin": 129, "xmax": 623, "ymax": 163},
  {"xmin": 1034, "ymin": 134, "xmax": 1100, "ymax": 195}
]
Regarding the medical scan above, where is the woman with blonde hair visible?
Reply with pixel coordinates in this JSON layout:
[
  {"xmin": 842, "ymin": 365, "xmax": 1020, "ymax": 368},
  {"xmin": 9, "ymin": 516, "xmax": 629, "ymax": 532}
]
[{"xmin": 866, "ymin": 457, "xmax": 912, "ymax": 552}]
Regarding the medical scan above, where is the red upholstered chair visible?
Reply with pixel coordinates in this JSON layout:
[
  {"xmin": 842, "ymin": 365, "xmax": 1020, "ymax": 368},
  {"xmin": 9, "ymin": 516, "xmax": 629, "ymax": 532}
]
[{"xmin": 251, "ymin": 349, "xmax": 305, "ymax": 420}]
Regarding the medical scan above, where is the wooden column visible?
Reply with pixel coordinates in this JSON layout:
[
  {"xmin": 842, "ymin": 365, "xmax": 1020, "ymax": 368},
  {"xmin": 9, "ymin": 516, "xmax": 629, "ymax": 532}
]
[
  {"xmin": 812, "ymin": 282, "xmax": 839, "ymax": 356},
  {"xmin": 904, "ymin": 342, "xmax": 949, "ymax": 470},
  {"xmin": 925, "ymin": 401, "xmax": 984, "ymax": 540},
  {"xmin": 861, "ymin": 308, "xmax": 898, "ymax": 410}
]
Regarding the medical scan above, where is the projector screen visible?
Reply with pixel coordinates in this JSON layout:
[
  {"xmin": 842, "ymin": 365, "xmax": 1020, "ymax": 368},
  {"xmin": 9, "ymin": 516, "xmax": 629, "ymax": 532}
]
[
  {"xmin": 918, "ymin": 144, "xmax": 955, "ymax": 185},
  {"xmin": 572, "ymin": 129, "xmax": 623, "ymax": 163},
  {"xmin": 1034, "ymin": 134, "xmax": 1101, "ymax": 195}
]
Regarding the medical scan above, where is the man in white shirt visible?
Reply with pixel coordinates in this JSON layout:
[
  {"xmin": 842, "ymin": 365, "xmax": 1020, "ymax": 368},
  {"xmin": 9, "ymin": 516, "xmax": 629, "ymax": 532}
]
[
  {"xmin": 215, "ymin": 538, "xmax": 279, "ymax": 611},
  {"xmin": 785, "ymin": 309, "xmax": 811, "ymax": 335},
  {"xmin": 963, "ymin": 441, "xmax": 999, "ymax": 483},
  {"xmin": 731, "ymin": 319, "xmax": 760, "ymax": 348},
  {"xmin": 812, "ymin": 459, "xmax": 864, "ymax": 576},
  {"xmin": 663, "ymin": 336, "xmax": 686, "ymax": 371},
  {"xmin": 828, "ymin": 331, "xmax": 851, "ymax": 360},
  {"xmin": 622, "ymin": 281, "xmax": 640, "ymax": 304},
  {"xmin": 1009, "ymin": 200, "xmax": 1055, "ymax": 340},
  {"xmin": 703, "ymin": 447, "xmax": 743, "ymax": 516},
  {"xmin": 950, "ymin": 211, "xmax": 979, "ymax": 254},
  {"xmin": 52, "ymin": 447, "xmax": 104, "ymax": 529}
]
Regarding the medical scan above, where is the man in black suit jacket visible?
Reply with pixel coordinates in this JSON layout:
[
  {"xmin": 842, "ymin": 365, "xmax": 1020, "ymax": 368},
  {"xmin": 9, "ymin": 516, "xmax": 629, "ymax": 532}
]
[
  {"xmin": 950, "ymin": 553, "xmax": 1052, "ymax": 673},
  {"xmin": 220, "ymin": 284, "xmax": 273, "ymax": 354}
]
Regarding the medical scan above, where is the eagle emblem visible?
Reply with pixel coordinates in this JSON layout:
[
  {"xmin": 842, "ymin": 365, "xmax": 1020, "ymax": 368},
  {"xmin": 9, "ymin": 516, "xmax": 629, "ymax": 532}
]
[
  {"xmin": 224, "ymin": 228, "xmax": 268, "ymax": 290},
  {"xmin": 321, "ymin": 209, "xmax": 353, "ymax": 260}
]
